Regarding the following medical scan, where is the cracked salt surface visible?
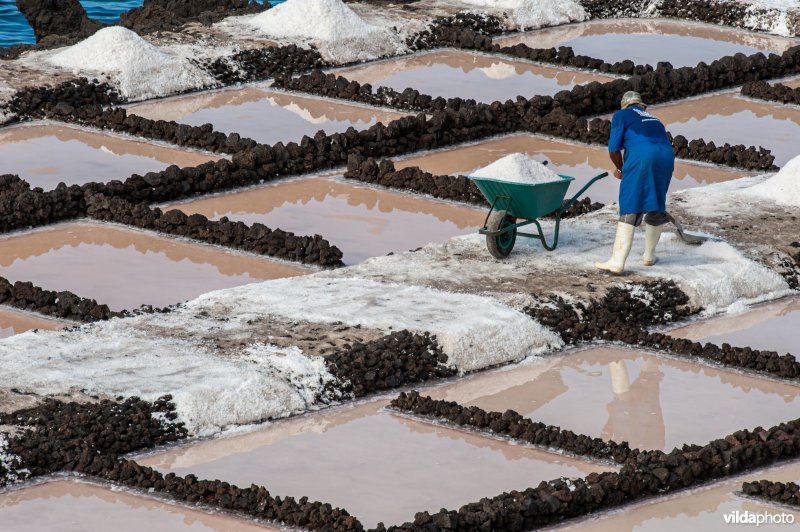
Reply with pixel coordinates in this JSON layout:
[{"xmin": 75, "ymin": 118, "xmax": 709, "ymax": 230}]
[{"xmin": 0, "ymin": 277, "xmax": 558, "ymax": 435}]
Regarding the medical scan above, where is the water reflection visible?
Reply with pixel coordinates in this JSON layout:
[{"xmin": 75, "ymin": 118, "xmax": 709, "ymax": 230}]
[
  {"xmin": 429, "ymin": 347, "xmax": 800, "ymax": 451},
  {"xmin": 335, "ymin": 49, "xmax": 618, "ymax": 103},
  {"xmin": 498, "ymin": 18, "xmax": 795, "ymax": 68},
  {"xmin": 168, "ymin": 176, "xmax": 485, "ymax": 264},
  {"xmin": 137, "ymin": 400, "xmax": 613, "ymax": 529},
  {"xmin": 127, "ymin": 87, "xmax": 407, "ymax": 146},
  {"xmin": 654, "ymin": 92, "xmax": 800, "ymax": 166},
  {"xmin": 0, "ymin": 222, "xmax": 306, "ymax": 310},
  {"xmin": 0, "ymin": 124, "xmax": 217, "ymax": 189},
  {"xmin": 0, "ymin": 479, "xmax": 273, "ymax": 532},
  {"xmin": 398, "ymin": 134, "xmax": 750, "ymax": 205},
  {"xmin": 555, "ymin": 461, "xmax": 800, "ymax": 531},
  {"xmin": 668, "ymin": 296, "xmax": 800, "ymax": 356},
  {"xmin": 0, "ymin": 306, "xmax": 65, "ymax": 338}
]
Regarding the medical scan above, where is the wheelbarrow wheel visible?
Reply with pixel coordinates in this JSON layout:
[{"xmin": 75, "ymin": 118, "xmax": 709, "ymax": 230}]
[{"xmin": 486, "ymin": 210, "xmax": 517, "ymax": 259}]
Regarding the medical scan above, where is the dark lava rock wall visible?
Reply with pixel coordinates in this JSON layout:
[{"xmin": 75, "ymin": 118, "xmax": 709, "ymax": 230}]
[
  {"xmin": 742, "ymin": 80, "xmax": 800, "ymax": 106},
  {"xmin": 85, "ymin": 193, "xmax": 345, "ymax": 267},
  {"xmin": 326, "ymin": 330, "xmax": 454, "ymax": 397},
  {"xmin": 742, "ymin": 479, "xmax": 800, "ymax": 507},
  {"xmin": 0, "ymin": 275, "xmax": 115, "ymax": 322},
  {"xmin": 15, "ymin": 0, "xmax": 103, "ymax": 46}
]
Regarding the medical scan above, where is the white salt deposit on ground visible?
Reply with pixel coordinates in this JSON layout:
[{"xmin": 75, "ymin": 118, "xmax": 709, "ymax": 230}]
[
  {"xmin": 0, "ymin": 434, "xmax": 26, "ymax": 483},
  {"xmin": 0, "ymin": 277, "xmax": 559, "ymax": 434},
  {"xmin": 459, "ymin": 0, "xmax": 588, "ymax": 30},
  {"xmin": 471, "ymin": 153, "xmax": 562, "ymax": 185},
  {"xmin": 186, "ymin": 277, "xmax": 562, "ymax": 372},
  {"xmin": 42, "ymin": 27, "xmax": 215, "ymax": 101},
  {"xmin": 236, "ymin": 0, "xmax": 406, "ymax": 63},
  {"xmin": 0, "ymin": 325, "xmax": 338, "ymax": 436},
  {"xmin": 335, "ymin": 207, "xmax": 791, "ymax": 315},
  {"xmin": 748, "ymin": 154, "xmax": 800, "ymax": 208}
]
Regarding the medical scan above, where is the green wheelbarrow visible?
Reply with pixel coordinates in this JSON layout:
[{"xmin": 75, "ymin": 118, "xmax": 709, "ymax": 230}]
[{"xmin": 470, "ymin": 170, "xmax": 608, "ymax": 259}]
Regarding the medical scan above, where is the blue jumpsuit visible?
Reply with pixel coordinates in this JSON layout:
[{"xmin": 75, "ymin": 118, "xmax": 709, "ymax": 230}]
[{"xmin": 608, "ymin": 106, "xmax": 674, "ymax": 215}]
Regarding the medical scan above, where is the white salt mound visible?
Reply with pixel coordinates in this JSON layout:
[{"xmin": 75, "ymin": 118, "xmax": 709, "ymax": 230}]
[
  {"xmin": 46, "ymin": 27, "xmax": 213, "ymax": 100},
  {"xmin": 460, "ymin": 0, "xmax": 587, "ymax": 30},
  {"xmin": 243, "ymin": 0, "xmax": 404, "ymax": 62},
  {"xmin": 748, "ymin": 154, "xmax": 800, "ymax": 208},
  {"xmin": 472, "ymin": 153, "xmax": 562, "ymax": 185}
]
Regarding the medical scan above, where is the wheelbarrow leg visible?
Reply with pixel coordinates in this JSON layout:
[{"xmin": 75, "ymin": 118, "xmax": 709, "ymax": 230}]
[{"xmin": 531, "ymin": 217, "xmax": 561, "ymax": 251}]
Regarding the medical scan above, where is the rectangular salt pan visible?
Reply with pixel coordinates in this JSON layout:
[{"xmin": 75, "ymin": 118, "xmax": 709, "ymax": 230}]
[
  {"xmin": 0, "ymin": 123, "xmax": 218, "ymax": 190},
  {"xmin": 396, "ymin": 134, "xmax": 749, "ymax": 205},
  {"xmin": 126, "ymin": 86, "xmax": 408, "ymax": 146},
  {"xmin": 165, "ymin": 176, "xmax": 485, "ymax": 265},
  {"xmin": 654, "ymin": 92, "xmax": 800, "ymax": 166},
  {"xmin": 497, "ymin": 19, "xmax": 795, "ymax": 69},
  {"xmin": 0, "ymin": 479, "xmax": 275, "ymax": 532},
  {"xmin": 0, "ymin": 222, "xmax": 306, "ymax": 311},
  {"xmin": 334, "ymin": 49, "xmax": 618, "ymax": 103},
  {"xmin": 137, "ymin": 400, "xmax": 615, "ymax": 528},
  {"xmin": 427, "ymin": 347, "xmax": 800, "ymax": 452},
  {"xmin": 668, "ymin": 296, "xmax": 800, "ymax": 356}
]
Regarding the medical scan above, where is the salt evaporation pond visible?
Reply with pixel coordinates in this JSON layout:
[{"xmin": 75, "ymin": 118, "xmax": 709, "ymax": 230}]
[
  {"xmin": 668, "ymin": 296, "xmax": 800, "ymax": 356},
  {"xmin": 137, "ymin": 400, "xmax": 615, "ymax": 528},
  {"xmin": 126, "ymin": 87, "xmax": 407, "ymax": 146},
  {"xmin": 0, "ymin": 479, "xmax": 275, "ymax": 531},
  {"xmin": 654, "ymin": 91, "xmax": 800, "ymax": 166},
  {"xmin": 497, "ymin": 18, "xmax": 796, "ymax": 68},
  {"xmin": 0, "ymin": 123, "xmax": 218, "ymax": 189},
  {"xmin": 165, "ymin": 175, "xmax": 485, "ymax": 264},
  {"xmin": 0, "ymin": 222, "xmax": 306, "ymax": 311},
  {"xmin": 427, "ymin": 346, "xmax": 800, "ymax": 452},
  {"xmin": 334, "ymin": 49, "xmax": 618, "ymax": 103},
  {"xmin": 0, "ymin": 307, "xmax": 65, "ymax": 338},
  {"xmin": 554, "ymin": 461, "xmax": 800, "ymax": 531},
  {"xmin": 396, "ymin": 134, "xmax": 748, "ymax": 204}
]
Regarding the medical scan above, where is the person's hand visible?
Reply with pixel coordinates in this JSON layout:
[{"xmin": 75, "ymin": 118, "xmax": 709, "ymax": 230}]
[{"xmin": 613, "ymin": 168, "xmax": 622, "ymax": 180}]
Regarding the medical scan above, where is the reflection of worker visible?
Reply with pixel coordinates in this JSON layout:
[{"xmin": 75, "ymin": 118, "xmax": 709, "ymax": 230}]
[
  {"xmin": 603, "ymin": 358, "xmax": 666, "ymax": 451},
  {"xmin": 596, "ymin": 91, "xmax": 674, "ymax": 274}
]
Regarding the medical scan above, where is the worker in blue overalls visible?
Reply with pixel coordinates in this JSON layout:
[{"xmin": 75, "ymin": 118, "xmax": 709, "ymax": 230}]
[{"xmin": 596, "ymin": 91, "xmax": 674, "ymax": 274}]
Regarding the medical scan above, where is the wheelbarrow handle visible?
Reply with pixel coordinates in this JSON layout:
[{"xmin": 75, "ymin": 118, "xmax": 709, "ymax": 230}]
[{"xmin": 558, "ymin": 172, "xmax": 608, "ymax": 215}]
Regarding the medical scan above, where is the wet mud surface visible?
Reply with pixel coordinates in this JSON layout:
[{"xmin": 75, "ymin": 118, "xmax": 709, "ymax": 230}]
[
  {"xmin": 0, "ymin": 222, "xmax": 306, "ymax": 310},
  {"xmin": 334, "ymin": 49, "xmax": 619, "ymax": 103},
  {"xmin": 166, "ymin": 175, "xmax": 485, "ymax": 265},
  {"xmin": 427, "ymin": 346, "xmax": 800, "ymax": 451}
]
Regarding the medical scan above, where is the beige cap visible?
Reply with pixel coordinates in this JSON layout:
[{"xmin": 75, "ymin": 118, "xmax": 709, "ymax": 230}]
[{"xmin": 621, "ymin": 91, "xmax": 646, "ymax": 109}]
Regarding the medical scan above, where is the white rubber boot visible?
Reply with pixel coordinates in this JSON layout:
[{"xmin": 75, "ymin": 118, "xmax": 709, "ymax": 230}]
[
  {"xmin": 595, "ymin": 222, "xmax": 634, "ymax": 274},
  {"xmin": 642, "ymin": 224, "xmax": 664, "ymax": 266}
]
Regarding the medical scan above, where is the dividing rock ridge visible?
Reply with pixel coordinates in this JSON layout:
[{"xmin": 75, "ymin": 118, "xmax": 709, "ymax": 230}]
[
  {"xmin": 15, "ymin": 0, "xmax": 103, "ymax": 47},
  {"xmin": 526, "ymin": 282, "xmax": 800, "ymax": 380},
  {"xmin": 325, "ymin": 330, "xmax": 455, "ymax": 397},
  {"xmin": 0, "ymin": 275, "xmax": 115, "ymax": 322},
  {"xmin": 742, "ymin": 479, "xmax": 800, "ymax": 507},
  {"xmin": 743, "ymin": 79, "xmax": 800, "ymax": 106},
  {"xmin": 388, "ymin": 391, "xmax": 800, "ymax": 532},
  {"xmin": 85, "ymin": 193, "xmax": 345, "ymax": 267}
]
